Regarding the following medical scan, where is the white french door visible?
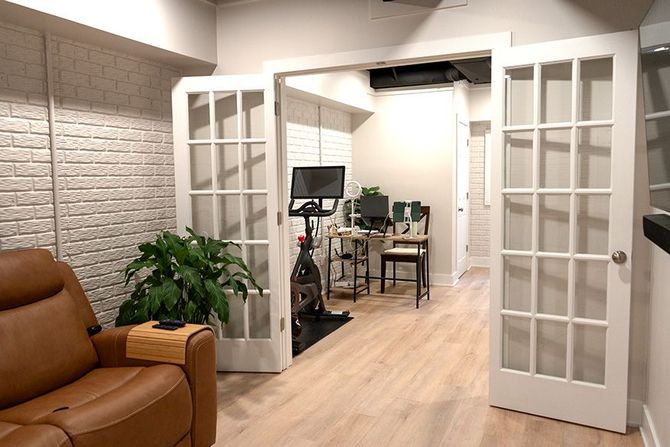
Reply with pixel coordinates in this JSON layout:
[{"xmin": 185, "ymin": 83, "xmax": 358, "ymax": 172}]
[
  {"xmin": 172, "ymin": 75, "xmax": 284, "ymax": 372},
  {"xmin": 489, "ymin": 31, "xmax": 639, "ymax": 432}
]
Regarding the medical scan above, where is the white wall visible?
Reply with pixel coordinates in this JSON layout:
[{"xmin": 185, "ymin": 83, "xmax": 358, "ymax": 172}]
[
  {"xmin": 453, "ymin": 81, "xmax": 470, "ymax": 123},
  {"xmin": 286, "ymin": 71, "xmax": 374, "ymax": 113},
  {"xmin": 0, "ymin": 0, "xmax": 217, "ymax": 70},
  {"xmin": 469, "ymin": 86, "xmax": 492, "ymax": 122},
  {"xmin": 352, "ymin": 88, "xmax": 455, "ymax": 283},
  {"xmin": 644, "ymin": 242, "xmax": 670, "ymax": 447},
  {"xmin": 215, "ymin": 0, "xmax": 652, "ymax": 73}
]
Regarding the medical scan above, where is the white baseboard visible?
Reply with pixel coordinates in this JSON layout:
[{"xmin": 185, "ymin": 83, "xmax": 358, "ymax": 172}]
[
  {"xmin": 367, "ymin": 269, "xmax": 460, "ymax": 286},
  {"xmin": 627, "ymin": 398, "xmax": 643, "ymax": 426},
  {"xmin": 469, "ymin": 256, "xmax": 490, "ymax": 268},
  {"xmin": 640, "ymin": 404, "xmax": 661, "ymax": 447},
  {"xmin": 432, "ymin": 271, "xmax": 460, "ymax": 286}
]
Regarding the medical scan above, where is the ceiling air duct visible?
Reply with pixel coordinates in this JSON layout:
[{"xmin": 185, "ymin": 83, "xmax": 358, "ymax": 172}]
[{"xmin": 368, "ymin": 57, "xmax": 491, "ymax": 90}]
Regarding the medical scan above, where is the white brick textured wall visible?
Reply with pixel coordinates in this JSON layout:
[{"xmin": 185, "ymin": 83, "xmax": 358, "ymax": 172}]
[
  {"xmin": 0, "ymin": 21, "xmax": 178, "ymax": 325},
  {"xmin": 469, "ymin": 121, "xmax": 490, "ymax": 258},
  {"xmin": 286, "ymin": 98, "xmax": 353, "ymax": 285},
  {"xmin": 0, "ymin": 23, "xmax": 54, "ymax": 253}
]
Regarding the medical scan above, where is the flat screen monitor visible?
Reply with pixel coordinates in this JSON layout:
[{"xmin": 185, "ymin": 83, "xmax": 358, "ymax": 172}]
[
  {"xmin": 361, "ymin": 195, "xmax": 389, "ymax": 219},
  {"xmin": 290, "ymin": 166, "xmax": 345, "ymax": 199}
]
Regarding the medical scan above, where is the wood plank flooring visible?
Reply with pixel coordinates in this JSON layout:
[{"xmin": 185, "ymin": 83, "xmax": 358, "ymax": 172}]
[{"xmin": 214, "ymin": 268, "xmax": 642, "ymax": 446}]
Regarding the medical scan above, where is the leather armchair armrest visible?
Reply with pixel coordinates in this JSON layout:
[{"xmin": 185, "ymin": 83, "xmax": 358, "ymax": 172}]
[
  {"xmin": 91, "ymin": 325, "xmax": 150, "ymax": 368},
  {"xmin": 91, "ymin": 326, "xmax": 217, "ymax": 447}
]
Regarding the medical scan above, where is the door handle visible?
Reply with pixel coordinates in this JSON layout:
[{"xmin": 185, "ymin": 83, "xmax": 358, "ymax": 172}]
[
  {"xmin": 458, "ymin": 208, "xmax": 464, "ymax": 212},
  {"xmin": 611, "ymin": 250, "xmax": 627, "ymax": 264}
]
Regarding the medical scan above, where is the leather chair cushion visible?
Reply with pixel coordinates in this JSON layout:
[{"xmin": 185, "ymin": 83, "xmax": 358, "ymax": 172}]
[
  {"xmin": 0, "ymin": 249, "xmax": 64, "ymax": 311},
  {"xmin": 0, "ymin": 421, "xmax": 71, "ymax": 447},
  {"xmin": 0, "ymin": 365, "xmax": 192, "ymax": 447},
  {"xmin": 0, "ymin": 291, "xmax": 99, "ymax": 409}
]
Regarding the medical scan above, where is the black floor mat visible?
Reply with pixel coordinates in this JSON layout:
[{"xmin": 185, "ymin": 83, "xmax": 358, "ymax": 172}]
[{"xmin": 293, "ymin": 313, "xmax": 353, "ymax": 356}]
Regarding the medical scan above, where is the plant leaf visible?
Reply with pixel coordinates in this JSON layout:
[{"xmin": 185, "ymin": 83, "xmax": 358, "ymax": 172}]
[
  {"xmin": 177, "ymin": 265, "xmax": 205, "ymax": 296},
  {"xmin": 161, "ymin": 278, "xmax": 181, "ymax": 311},
  {"xmin": 204, "ymin": 278, "xmax": 229, "ymax": 323}
]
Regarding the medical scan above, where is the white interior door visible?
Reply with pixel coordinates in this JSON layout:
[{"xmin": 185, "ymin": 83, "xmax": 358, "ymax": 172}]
[
  {"xmin": 489, "ymin": 30, "xmax": 639, "ymax": 432},
  {"xmin": 456, "ymin": 119, "xmax": 470, "ymax": 276},
  {"xmin": 172, "ymin": 75, "xmax": 283, "ymax": 372}
]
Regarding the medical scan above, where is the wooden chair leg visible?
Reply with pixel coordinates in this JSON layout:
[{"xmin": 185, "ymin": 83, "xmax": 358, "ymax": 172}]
[
  {"xmin": 381, "ymin": 259, "xmax": 386, "ymax": 294},
  {"xmin": 392, "ymin": 262, "xmax": 397, "ymax": 286},
  {"xmin": 422, "ymin": 256, "xmax": 427, "ymax": 287},
  {"xmin": 426, "ymin": 251, "xmax": 431, "ymax": 300}
]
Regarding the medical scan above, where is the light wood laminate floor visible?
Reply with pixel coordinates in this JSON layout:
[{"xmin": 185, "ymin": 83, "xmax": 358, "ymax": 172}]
[{"xmin": 215, "ymin": 268, "xmax": 642, "ymax": 446}]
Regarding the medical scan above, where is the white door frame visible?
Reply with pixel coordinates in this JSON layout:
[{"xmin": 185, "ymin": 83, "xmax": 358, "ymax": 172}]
[
  {"xmin": 263, "ymin": 32, "xmax": 512, "ymax": 368},
  {"xmin": 455, "ymin": 117, "xmax": 470, "ymax": 279}
]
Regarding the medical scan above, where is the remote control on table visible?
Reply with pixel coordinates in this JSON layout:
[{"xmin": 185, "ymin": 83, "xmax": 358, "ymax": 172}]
[
  {"xmin": 159, "ymin": 319, "xmax": 186, "ymax": 328},
  {"xmin": 152, "ymin": 323, "xmax": 180, "ymax": 331}
]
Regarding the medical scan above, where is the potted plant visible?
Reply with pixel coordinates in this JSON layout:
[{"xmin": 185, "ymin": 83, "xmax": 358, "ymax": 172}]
[{"xmin": 116, "ymin": 227, "xmax": 262, "ymax": 326}]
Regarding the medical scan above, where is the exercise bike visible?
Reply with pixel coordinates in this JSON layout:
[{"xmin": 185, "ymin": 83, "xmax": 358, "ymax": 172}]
[{"xmin": 289, "ymin": 198, "xmax": 350, "ymax": 353}]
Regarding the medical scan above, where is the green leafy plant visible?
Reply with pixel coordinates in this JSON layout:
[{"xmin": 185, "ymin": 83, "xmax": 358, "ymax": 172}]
[
  {"xmin": 116, "ymin": 228, "xmax": 262, "ymax": 327},
  {"xmin": 343, "ymin": 185, "xmax": 384, "ymax": 229},
  {"xmin": 361, "ymin": 186, "xmax": 382, "ymax": 197}
]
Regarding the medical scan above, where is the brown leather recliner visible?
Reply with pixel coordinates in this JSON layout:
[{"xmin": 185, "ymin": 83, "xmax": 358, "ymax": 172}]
[{"xmin": 0, "ymin": 249, "xmax": 217, "ymax": 447}]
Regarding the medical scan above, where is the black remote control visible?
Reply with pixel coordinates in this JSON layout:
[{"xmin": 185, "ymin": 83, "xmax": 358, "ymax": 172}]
[
  {"xmin": 159, "ymin": 319, "xmax": 186, "ymax": 328},
  {"xmin": 153, "ymin": 323, "xmax": 180, "ymax": 331}
]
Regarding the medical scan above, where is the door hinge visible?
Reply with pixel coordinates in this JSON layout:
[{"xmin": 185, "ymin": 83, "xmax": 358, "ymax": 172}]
[
  {"xmin": 466, "ymin": 192, "xmax": 469, "ymax": 199},
  {"xmin": 277, "ymin": 211, "xmax": 282, "ymax": 225},
  {"xmin": 280, "ymin": 317, "xmax": 285, "ymax": 332},
  {"xmin": 466, "ymin": 244, "xmax": 469, "ymax": 252},
  {"xmin": 274, "ymin": 101, "xmax": 280, "ymax": 116},
  {"xmin": 467, "ymin": 138, "xmax": 470, "ymax": 146}
]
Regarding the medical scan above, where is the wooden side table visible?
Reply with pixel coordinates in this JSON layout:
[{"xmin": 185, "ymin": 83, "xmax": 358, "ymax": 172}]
[{"xmin": 126, "ymin": 321, "xmax": 213, "ymax": 365}]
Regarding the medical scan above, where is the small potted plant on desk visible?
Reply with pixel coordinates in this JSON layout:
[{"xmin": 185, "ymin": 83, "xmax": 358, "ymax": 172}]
[{"xmin": 116, "ymin": 227, "xmax": 262, "ymax": 328}]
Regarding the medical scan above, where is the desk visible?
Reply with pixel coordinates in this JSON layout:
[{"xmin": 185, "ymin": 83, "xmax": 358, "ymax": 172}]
[{"xmin": 326, "ymin": 233, "xmax": 430, "ymax": 308}]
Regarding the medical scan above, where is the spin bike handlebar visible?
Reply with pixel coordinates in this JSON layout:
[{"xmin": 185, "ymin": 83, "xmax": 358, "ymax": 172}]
[{"xmin": 288, "ymin": 199, "xmax": 339, "ymax": 218}]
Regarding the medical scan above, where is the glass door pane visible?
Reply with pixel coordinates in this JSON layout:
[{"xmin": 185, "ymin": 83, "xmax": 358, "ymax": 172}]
[
  {"xmin": 505, "ymin": 66, "xmax": 534, "ymax": 126},
  {"xmin": 188, "ymin": 93, "xmax": 210, "ymax": 140},
  {"xmin": 538, "ymin": 194, "xmax": 570, "ymax": 253},
  {"xmin": 504, "ymin": 131, "xmax": 533, "ymax": 188},
  {"xmin": 539, "ymin": 129, "xmax": 571, "ymax": 188},
  {"xmin": 541, "ymin": 62, "xmax": 572, "ymax": 123},
  {"xmin": 504, "ymin": 195, "xmax": 532, "ymax": 250},
  {"xmin": 536, "ymin": 320, "xmax": 567, "ymax": 378},
  {"xmin": 580, "ymin": 58, "xmax": 613, "ymax": 121}
]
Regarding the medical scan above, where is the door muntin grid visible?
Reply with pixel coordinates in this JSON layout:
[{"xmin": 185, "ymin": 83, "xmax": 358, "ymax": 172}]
[
  {"xmin": 501, "ymin": 57, "xmax": 613, "ymax": 386},
  {"xmin": 187, "ymin": 89, "xmax": 271, "ymax": 341}
]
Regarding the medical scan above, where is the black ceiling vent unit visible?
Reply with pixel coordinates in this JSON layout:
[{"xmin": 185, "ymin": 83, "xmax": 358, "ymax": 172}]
[{"xmin": 369, "ymin": 57, "xmax": 491, "ymax": 90}]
